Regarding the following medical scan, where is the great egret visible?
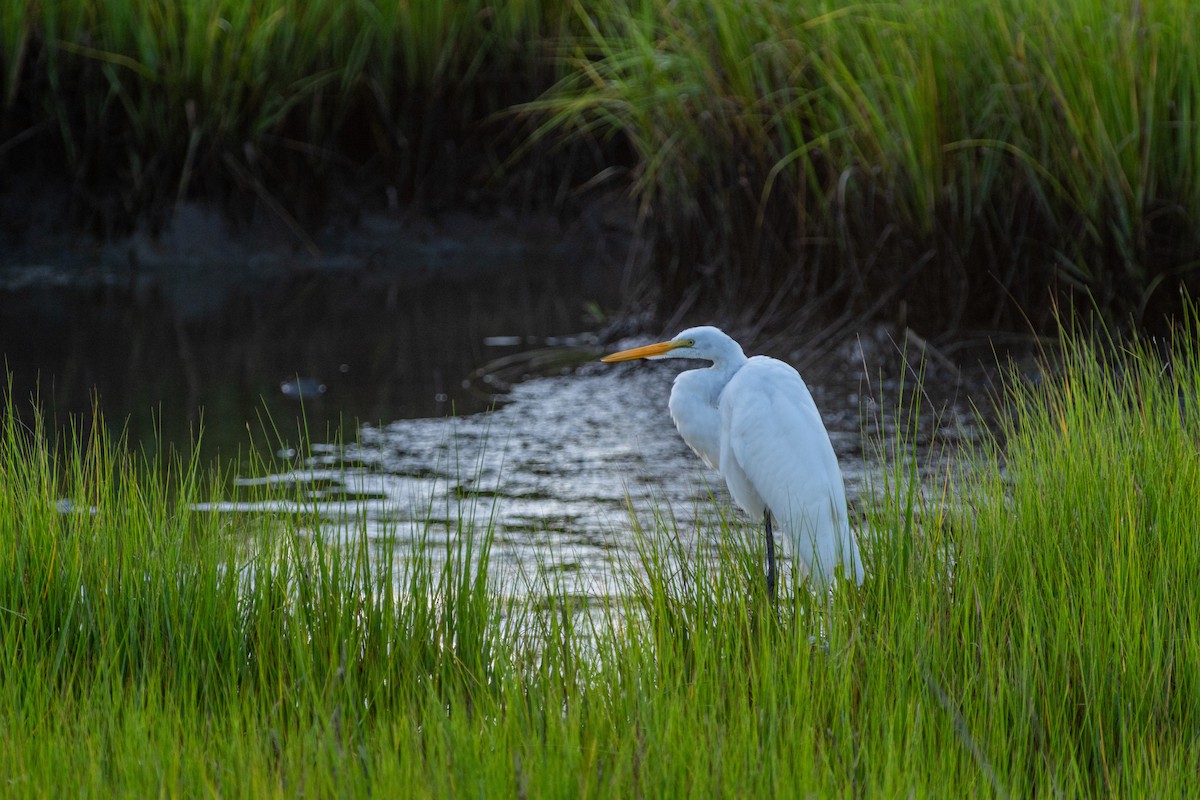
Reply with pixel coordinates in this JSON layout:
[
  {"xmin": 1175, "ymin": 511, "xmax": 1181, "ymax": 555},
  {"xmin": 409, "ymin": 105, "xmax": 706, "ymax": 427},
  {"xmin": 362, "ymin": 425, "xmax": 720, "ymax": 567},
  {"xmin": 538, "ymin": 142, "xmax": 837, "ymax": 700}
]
[{"xmin": 601, "ymin": 325, "xmax": 865, "ymax": 595}]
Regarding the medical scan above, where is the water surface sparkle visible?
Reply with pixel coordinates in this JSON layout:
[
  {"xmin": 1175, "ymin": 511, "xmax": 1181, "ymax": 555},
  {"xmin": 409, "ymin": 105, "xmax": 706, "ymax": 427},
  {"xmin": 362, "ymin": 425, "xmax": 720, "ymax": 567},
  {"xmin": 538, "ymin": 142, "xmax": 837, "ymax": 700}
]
[{"xmin": 201, "ymin": 361, "xmax": 977, "ymax": 596}]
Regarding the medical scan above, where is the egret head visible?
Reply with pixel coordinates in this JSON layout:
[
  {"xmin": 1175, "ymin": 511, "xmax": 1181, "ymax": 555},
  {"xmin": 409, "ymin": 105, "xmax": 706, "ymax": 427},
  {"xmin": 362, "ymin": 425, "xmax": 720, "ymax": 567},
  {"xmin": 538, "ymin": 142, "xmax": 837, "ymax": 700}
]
[{"xmin": 601, "ymin": 325, "xmax": 744, "ymax": 364}]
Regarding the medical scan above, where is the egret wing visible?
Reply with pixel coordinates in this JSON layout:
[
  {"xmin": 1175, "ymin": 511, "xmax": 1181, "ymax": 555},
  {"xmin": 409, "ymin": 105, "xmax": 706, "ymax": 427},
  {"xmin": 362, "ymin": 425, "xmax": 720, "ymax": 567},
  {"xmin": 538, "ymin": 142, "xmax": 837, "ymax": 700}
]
[{"xmin": 719, "ymin": 357, "xmax": 863, "ymax": 587}]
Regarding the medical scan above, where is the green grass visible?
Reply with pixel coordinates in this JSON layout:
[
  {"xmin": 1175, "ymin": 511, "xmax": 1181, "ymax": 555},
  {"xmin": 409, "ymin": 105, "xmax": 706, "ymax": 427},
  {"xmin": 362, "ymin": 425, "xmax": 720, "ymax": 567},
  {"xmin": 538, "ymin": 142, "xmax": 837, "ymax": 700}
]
[
  {"xmin": 1, "ymin": 0, "xmax": 577, "ymax": 225},
  {"xmin": 4, "ymin": 318, "xmax": 1200, "ymax": 795},
  {"xmin": 536, "ymin": 0, "xmax": 1200, "ymax": 327},
  {"xmin": 4, "ymin": 0, "xmax": 1199, "ymax": 325}
]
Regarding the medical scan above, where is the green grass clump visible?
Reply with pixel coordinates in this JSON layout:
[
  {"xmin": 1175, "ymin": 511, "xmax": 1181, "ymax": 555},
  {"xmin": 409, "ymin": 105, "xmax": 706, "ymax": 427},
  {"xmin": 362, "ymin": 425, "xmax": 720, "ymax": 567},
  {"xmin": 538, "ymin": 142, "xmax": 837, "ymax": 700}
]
[
  {"xmin": 0, "ymin": 402, "xmax": 513, "ymax": 795},
  {"xmin": 1, "ymin": 0, "xmax": 576, "ymax": 226},
  {"xmin": 936, "ymin": 319, "xmax": 1200, "ymax": 793},
  {"xmin": 3, "ymin": 319, "xmax": 1200, "ymax": 795},
  {"xmin": 539, "ymin": 0, "xmax": 1200, "ymax": 328}
]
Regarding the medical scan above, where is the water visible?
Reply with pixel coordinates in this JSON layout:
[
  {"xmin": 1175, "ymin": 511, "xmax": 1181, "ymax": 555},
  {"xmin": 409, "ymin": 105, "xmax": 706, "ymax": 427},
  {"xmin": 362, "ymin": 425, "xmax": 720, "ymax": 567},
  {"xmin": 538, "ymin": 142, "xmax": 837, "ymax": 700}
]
[
  {"xmin": 2, "ymin": 210, "xmax": 986, "ymax": 597},
  {"xmin": 199, "ymin": 357, "xmax": 982, "ymax": 597},
  {"xmin": 0, "ymin": 208, "xmax": 621, "ymax": 457}
]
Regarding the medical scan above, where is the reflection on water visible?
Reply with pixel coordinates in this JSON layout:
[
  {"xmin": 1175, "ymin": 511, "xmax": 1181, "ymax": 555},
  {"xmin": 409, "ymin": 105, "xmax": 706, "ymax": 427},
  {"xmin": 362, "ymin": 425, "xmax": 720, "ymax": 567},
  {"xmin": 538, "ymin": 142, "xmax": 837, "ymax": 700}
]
[
  {"xmin": 0, "ymin": 211, "xmax": 619, "ymax": 458},
  {"xmin": 200, "ymin": 360, "xmax": 981, "ymax": 596},
  {"xmin": 207, "ymin": 368, "xmax": 718, "ymax": 596}
]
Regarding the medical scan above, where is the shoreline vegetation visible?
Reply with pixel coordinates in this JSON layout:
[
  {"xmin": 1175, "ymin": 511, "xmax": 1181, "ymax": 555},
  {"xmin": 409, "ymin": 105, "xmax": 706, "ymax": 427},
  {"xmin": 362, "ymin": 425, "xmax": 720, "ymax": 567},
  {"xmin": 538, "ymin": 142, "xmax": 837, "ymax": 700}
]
[
  {"xmin": 3, "ymin": 318, "xmax": 1199, "ymax": 795},
  {"xmin": 2, "ymin": 1, "xmax": 1199, "ymax": 331}
]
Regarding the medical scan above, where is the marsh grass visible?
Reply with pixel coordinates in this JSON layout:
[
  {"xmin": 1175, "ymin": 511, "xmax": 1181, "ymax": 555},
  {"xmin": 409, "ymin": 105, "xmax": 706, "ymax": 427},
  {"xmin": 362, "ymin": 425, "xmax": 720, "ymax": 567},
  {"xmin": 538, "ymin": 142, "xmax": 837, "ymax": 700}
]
[
  {"xmin": 4, "ymin": 319, "xmax": 1200, "ymax": 795},
  {"xmin": 5, "ymin": 1, "xmax": 1198, "ymax": 326},
  {"xmin": 1, "ymin": 0, "xmax": 580, "ymax": 229},
  {"xmin": 536, "ymin": 0, "xmax": 1200, "ymax": 327}
]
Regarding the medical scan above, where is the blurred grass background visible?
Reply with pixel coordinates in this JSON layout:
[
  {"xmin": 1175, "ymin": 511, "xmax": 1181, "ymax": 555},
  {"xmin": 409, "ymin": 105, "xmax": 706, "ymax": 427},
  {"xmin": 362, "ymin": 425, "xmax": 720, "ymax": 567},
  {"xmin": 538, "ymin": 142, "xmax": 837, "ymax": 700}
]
[{"xmin": 2, "ymin": 0, "xmax": 1199, "ymax": 330}]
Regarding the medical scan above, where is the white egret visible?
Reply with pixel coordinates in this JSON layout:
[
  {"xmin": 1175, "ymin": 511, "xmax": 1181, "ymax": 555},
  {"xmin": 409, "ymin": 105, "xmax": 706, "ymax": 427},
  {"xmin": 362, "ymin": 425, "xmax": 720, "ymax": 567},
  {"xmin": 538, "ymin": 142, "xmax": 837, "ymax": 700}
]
[{"xmin": 602, "ymin": 325, "xmax": 865, "ymax": 595}]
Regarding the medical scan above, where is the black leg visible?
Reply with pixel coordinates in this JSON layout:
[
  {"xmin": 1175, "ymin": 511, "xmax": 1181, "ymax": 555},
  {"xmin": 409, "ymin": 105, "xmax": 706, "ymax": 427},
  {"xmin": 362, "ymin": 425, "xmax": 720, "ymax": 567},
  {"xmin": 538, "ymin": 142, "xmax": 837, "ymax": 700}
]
[{"xmin": 764, "ymin": 509, "xmax": 776, "ymax": 602}]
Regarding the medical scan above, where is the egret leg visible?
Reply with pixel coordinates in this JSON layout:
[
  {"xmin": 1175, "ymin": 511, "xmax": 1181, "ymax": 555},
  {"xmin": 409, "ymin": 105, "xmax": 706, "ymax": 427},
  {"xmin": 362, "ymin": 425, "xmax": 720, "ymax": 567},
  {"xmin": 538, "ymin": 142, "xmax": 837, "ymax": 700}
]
[{"xmin": 764, "ymin": 510, "xmax": 776, "ymax": 601}]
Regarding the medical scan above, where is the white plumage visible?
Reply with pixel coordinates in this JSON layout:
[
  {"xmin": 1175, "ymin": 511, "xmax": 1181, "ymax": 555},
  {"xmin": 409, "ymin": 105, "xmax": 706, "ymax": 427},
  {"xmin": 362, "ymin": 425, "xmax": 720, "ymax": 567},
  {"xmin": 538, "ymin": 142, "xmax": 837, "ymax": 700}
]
[{"xmin": 603, "ymin": 325, "xmax": 865, "ymax": 591}]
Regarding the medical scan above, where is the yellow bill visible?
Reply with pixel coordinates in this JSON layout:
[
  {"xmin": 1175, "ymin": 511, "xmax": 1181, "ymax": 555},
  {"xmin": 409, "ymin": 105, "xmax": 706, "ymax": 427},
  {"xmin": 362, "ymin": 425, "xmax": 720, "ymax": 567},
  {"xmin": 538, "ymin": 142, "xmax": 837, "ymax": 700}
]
[{"xmin": 601, "ymin": 339, "xmax": 685, "ymax": 362}]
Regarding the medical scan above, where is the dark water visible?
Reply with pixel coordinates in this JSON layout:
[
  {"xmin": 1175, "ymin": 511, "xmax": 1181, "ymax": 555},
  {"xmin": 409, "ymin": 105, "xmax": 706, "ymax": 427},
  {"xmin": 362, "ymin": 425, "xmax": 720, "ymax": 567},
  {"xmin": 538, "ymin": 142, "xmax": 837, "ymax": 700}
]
[{"xmin": 1, "ymin": 209, "xmax": 620, "ymax": 458}]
